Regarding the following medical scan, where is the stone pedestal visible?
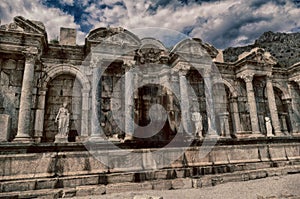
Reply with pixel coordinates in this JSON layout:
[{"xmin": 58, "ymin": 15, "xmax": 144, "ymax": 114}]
[
  {"xmin": 0, "ymin": 114, "xmax": 10, "ymax": 142},
  {"xmin": 54, "ymin": 135, "xmax": 68, "ymax": 143}
]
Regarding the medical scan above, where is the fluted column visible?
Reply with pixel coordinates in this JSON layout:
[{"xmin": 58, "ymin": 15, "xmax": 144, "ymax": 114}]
[
  {"xmin": 203, "ymin": 69, "xmax": 218, "ymax": 137},
  {"xmin": 34, "ymin": 89, "xmax": 47, "ymax": 142},
  {"xmin": 230, "ymin": 97, "xmax": 242, "ymax": 135},
  {"xmin": 285, "ymin": 98, "xmax": 297, "ymax": 134},
  {"xmin": 266, "ymin": 75, "xmax": 282, "ymax": 136},
  {"xmin": 14, "ymin": 48, "xmax": 38, "ymax": 142},
  {"xmin": 239, "ymin": 73, "xmax": 260, "ymax": 135},
  {"xmin": 178, "ymin": 70, "xmax": 193, "ymax": 136},
  {"xmin": 90, "ymin": 58, "xmax": 104, "ymax": 140},
  {"xmin": 124, "ymin": 66, "xmax": 134, "ymax": 140},
  {"xmin": 80, "ymin": 89, "xmax": 89, "ymax": 139}
]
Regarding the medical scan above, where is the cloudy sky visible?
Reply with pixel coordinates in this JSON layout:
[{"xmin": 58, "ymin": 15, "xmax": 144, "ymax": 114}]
[{"xmin": 0, "ymin": 0, "xmax": 300, "ymax": 49}]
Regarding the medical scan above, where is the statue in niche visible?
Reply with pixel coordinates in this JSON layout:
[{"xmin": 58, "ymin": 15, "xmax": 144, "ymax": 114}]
[
  {"xmin": 191, "ymin": 111, "xmax": 203, "ymax": 138},
  {"xmin": 55, "ymin": 102, "xmax": 70, "ymax": 138},
  {"xmin": 265, "ymin": 116, "xmax": 273, "ymax": 137}
]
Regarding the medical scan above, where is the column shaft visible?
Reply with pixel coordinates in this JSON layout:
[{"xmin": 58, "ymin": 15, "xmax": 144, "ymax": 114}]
[
  {"xmin": 124, "ymin": 70, "xmax": 134, "ymax": 140},
  {"xmin": 90, "ymin": 65, "xmax": 103, "ymax": 139},
  {"xmin": 242, "ymin": 74, "xmax": 260, "ymax": 135},
  {"xmin": 80, "ymin": 90, "xmax": 89, "ymax": 138},
  {"xmin": 230, "ymin": 97, "xmax": 242, "ymax": 135},
  {"xmin": 266, "ymin": 76, "xmax": 282, "ymax": 135},
  {"xmin": 179, "ymin": 71, "xmax": 192, "ymax": 136},
  {"xmin": 203, "ymin": 70, "xmax": 217, "ymax": 137},
  {"xmin": 34, "ymin": 90, "xmax": 47, "ymax": 142},
  {"xmin": 15, "ymin": 52, "xmax": 37, "ymax": 141}
]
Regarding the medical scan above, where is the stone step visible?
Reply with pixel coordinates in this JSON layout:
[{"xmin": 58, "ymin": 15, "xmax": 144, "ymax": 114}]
[
  {"xmin": 0, "ymin": 160, "xmax": 288, "ymax": 193},
  {"xmin": 0, "ymin": 165, "xmax": 300, "ymax": 199}
]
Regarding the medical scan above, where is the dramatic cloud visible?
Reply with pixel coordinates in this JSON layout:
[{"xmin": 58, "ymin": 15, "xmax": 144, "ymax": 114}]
[
  {"xmin": 0, "ymin": 0, "xmax": 299, "ymax": 48},
  {"xmin": 0, "ymin": 0, "xmax": 85, "ymax": 44}
]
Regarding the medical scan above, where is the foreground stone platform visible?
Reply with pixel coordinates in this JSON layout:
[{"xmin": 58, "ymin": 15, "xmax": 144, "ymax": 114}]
[{"xmin": 0, "ymin": 137, "xmax": 299, "ymax": 198}]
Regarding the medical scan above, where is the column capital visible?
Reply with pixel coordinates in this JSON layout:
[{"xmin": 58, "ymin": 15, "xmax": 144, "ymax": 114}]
[
  {"xmin": 22, "ymin": 47, "xmax": 39, "ymax": 64},
  {"xmin": 90, "ymin": 56, "xmax": 103, "ymax": 68},
  {"xmin": 239, "ymin": 72, "xmax": 255, "ymax": 83},
  {"xmin": 202, "ymin": 69, "xmax": 211, "ymax": 78}
]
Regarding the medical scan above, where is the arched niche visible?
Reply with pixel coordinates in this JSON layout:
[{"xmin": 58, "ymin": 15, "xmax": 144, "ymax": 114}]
[{"xmin": 37, "ymin": 64, "xmax": 90, "ymax": 142}]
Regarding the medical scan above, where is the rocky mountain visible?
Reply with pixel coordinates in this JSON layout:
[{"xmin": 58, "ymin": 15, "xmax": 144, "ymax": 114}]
[{"xmin": 223, "ymin": 31, "xmax": 300, "ymax": 67}]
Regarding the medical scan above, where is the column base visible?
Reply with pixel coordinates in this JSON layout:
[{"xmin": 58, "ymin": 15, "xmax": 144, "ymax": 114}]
[
  {"xmin": 54, "ymin": 136, "xmax": 68, "ymax": 143},
  {"xmin": 274, "ymin": 131, "xmax": 286, "ymax": 137},
  {"xmin": 13, "ymin": 134, "xmax": 33, "ymax": 143},
  {"xmin": 249, "ymin": 132, "xmax": 264, "ymax": 138},
  {"xmin": 88, "ymin": 135, "xmax": 106, "ymax": 142},
  {"xmin": 124, "ymin": 134, "xmax": 133, "ymax": 141}
]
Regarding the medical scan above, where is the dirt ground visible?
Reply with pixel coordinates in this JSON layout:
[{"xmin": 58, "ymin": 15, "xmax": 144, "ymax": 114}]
[{"xmin": 74, "ymin": 174, "xmax": 300, "ymax": 199}]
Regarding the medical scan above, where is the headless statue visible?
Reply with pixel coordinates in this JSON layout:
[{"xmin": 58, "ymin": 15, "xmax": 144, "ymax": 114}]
[
  {"xmin": 55, "ymin": 102, "xmax": 70, "ymax": 138},
  {"xmin": 191, "ymin": 111, "xmax": 203, "ymax": 138}
]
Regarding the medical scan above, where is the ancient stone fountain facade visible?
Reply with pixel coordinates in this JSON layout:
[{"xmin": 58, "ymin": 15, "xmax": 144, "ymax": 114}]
[
  {"xmin": 0, "ymin": 16, "xmax": 299, "ymax": 143},
  {"xmin": 0, "ymin": 16, "xmax": 300, "ymax": 198}
]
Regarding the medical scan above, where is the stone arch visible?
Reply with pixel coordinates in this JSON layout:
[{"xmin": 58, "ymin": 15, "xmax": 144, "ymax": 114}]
[
  {"xmin": 272, "ymin": 81, "xmax": 291, "ymax": 100},
  {"xmin": 38, "ymin": 64, "xmax": 90, "ymax": 142},
  {"xmin": 213, "ymin": 79, "xmax": 238, "ymax": 98},
  {"xmin": 43, "ymin": 64, "xmax": 90, "ymax": 91},
  {"xmin": 140, "ymin": 37, "xmax": 167, "ymax": 50}
]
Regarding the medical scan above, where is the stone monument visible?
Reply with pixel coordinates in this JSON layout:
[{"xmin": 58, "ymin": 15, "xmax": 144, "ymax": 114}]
[
  {"xmin": 265, "ymin": 116, "xmax": 273, "ymax": 137},
  {"xmin": 55, "ymin": 102, "xmax": 70, "ymax": 142},
  {"xmin": 191, "ymin": 111, "xmax": 203, "ymax": 138}
]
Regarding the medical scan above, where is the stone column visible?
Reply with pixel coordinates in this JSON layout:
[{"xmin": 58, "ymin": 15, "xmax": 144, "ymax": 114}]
[
  {"xmin": 124, "ymin": 67, "xmax": 134, "ymax": 140},
  {"xmin": 203, "ymin": 69, "xmax": 218, "ymax": 137},
  {"xmin": 80, "ymin": 89, "xmax": 89, "ymax": 140},
  {"xmin": 34, "ymin": 89, "xmax": 47, "ymax": 142},
  {"xmin": 90, "ymin": 59, "xmax": 104, "ymax": 140},
  {"xmin": 239, "ymin": 73, "xmax": 260, "ymax": 135},
  {"xmin": 283, "ymin": 98, "xmax": 298, "ymax": 135},
  {"xmin": 179, "ymin": 70, "xmax": 193, "ymax": 136},
  {"xmin": 218, "ymin": 112, "xmax": 231, "ymax": 138},
  {"xmin": 14, "ymin": 48, "xmax": 38, "ymax": 142},
  {"xmin": 230, "ymin": 97, "xmax": 242, "ymax": 135},
  {"xmin": 266, "ymin": 75, "xmax": 282, "ymax": 136},
  {"xmin": 280, "ymin": 113, "xmax": 289, "ymax": 134}
]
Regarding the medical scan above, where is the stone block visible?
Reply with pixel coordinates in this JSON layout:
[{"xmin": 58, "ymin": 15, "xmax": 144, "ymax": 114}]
[
  {"xmin": 1, "ymin": 180, "xmax": 36, "ymax": 192},
  {"xmin": 62, "ymin": 175, "xmax": 99, "ymax": 188},
  {"xmin": 258, "ymin": 146, "xmax": 270, "ymax": 161},
  {"xmin": 133, "ymin": 195, "xmax": 163, "ymax": 199},
  {"xmin": 0, "ymin": 114, "xmax": 10, "ymax": 141},
  {"xmin": 107, "ymin": 173, "xmax": 135, "ymax": 184},
  {"xmin": 106, "ymin": 182, "xmax": 152, "ymax": 194},
  {"xmin": 76, "ymin": 185, "xmax": 106, "ymax": 197},
  {"xmin": 285, "ymin": 145, "xmax": 300, "ymax": 161},
  {"xmin": 269, "ymin": 145, "xmax": 287, "ymax": 161},
  {"xmin": 151, "ymin": 180, "xmax": 172, "ymax": 190},
  {"xmin": 171, "ymin": 178, "xmax": 192, "ymax": 189},
  {"xmin": 184, "ymin": 148, "xmax": 211, "ymax": 166},
  {"xmin": 60, "ymin": 27, "xmax": 76, "ymax": 45},
  {"xmin": 228, "ymin": 146, "xmax": 260, "ymax": 163},
  {"xmin": 211, "ymin": 147, "xmax": 229, "ymax": 164}
]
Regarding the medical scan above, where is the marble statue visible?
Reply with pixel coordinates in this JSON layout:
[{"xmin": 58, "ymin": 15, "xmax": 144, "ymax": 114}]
[
  {"xmin": 265, "ymin": 116, "xmax": 273, "ymax": 137},
  {"xmin": 191, "ymin": 111, "xmax": 203, "ymax": 138},
  {"xmin": 55, "ymin": 102, "xmax": 70, "ymax": 138}
]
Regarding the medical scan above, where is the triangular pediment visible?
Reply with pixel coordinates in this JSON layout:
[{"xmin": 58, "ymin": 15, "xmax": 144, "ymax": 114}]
[
  {"xmin": 238, "ymin": 47, "xmax": 277, "ymax": 65},
  {"xmin": 0, "ymin": 16, "xmax": 46, "ymax": 35},
  {"xmin": 87, "ymin": 27, "xmax": 141, "ymax": 46}
]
